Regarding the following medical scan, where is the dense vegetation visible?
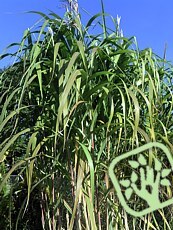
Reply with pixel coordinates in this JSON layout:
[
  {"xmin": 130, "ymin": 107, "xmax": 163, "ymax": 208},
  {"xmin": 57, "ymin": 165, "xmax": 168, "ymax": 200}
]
[{"xmin": 0, "ymin": 2, "xmax": 173, "ymax": 229}]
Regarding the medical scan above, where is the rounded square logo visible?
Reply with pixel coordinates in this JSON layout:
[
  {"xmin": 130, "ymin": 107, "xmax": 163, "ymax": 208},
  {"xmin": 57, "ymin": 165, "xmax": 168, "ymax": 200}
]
[{"xmin": 108, "ymin": 142, "xmax": 173, "ymax": 217}]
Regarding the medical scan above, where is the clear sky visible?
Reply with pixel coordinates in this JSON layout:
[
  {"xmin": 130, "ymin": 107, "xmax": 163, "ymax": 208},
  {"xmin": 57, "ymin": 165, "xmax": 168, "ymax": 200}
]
[{"xmin": 1, "ymin": 0, "xmax": 173, "ymax": 67}]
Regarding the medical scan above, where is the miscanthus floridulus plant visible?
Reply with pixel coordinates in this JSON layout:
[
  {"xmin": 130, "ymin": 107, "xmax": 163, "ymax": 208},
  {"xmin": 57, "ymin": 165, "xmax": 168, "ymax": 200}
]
[{"xmin": 0, "ymin": 3, "xmax": 173, "ymax": 230}]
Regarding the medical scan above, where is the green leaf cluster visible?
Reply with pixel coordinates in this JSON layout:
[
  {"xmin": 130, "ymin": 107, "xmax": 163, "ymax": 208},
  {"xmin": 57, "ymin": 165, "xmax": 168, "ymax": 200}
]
[{"xmin": 0, "ymin": 4, "xmax": 173, "ymax": 229}]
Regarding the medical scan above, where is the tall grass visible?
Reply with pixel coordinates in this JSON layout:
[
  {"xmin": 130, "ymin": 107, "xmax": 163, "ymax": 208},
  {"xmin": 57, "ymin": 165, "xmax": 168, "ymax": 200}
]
[{"xmin": 0, "ymin": 3, "xmax": 173, "ymax": 229}]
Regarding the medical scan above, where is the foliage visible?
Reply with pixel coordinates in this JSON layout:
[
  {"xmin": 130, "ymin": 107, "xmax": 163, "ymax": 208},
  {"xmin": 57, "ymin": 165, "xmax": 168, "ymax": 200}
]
[{"xmin": 0, "ymin": 2, "xmax": 173, "ymax": 229}]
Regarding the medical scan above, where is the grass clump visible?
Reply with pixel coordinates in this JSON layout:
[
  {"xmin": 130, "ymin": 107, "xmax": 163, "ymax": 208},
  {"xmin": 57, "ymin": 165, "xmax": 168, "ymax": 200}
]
[{"xmin": 0, "ymin": 2, "xmax": 173, "ymax": 229}]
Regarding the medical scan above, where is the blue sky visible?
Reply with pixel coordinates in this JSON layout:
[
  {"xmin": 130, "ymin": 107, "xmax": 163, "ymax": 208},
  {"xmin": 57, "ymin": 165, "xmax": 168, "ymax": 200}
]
[{"xmin": 0, "ymin": 0, "xmax": 173, "ymax": 67}]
